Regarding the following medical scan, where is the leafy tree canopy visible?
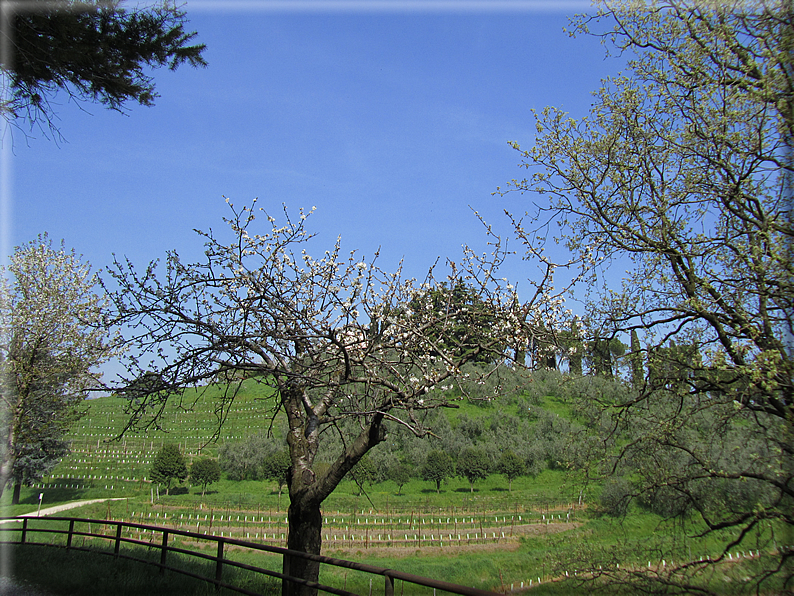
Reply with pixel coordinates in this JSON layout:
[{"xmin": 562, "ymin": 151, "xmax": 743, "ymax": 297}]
[
  {"xmin": 456, "ymin": 446, "xmax": 489, "ymax": 492},
  {"xmin": 1, "ymin": 0, "xmax": 207, "ymax": 138},
  {"xmin": 408, "ymin": 280, "xmax": 507, "ymax": 364},
  {"xmin": 150, "ymin": 443, "xmax": 187, "ymax": 495},
  {"xmin": 189, "ymin": 457, "xmax": 220, "ymax": 497},
  {"xmin": 499, "ymin": 0, "xmax": 793, "ymax": 591},
  {"xmin": 496, "ymin": 450, "xmax": 524, "ymax": 492},
  {"xmin": 421, "ymin": 450, "xmax": 455, "ymax": 494}
]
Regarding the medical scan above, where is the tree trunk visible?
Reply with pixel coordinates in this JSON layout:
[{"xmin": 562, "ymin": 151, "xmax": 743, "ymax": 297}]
[
  {"xmin": 11, "ymin": 482, "xmax": 21, "ymax": 505},
  {"xmin": 279, "ymin": 380, "xmax": 386, "ymax": 595},
  {"xmin": 0, "ymin": 420, "xmax": 17, "ymax": 502},
  {"xmin": 282, "ymin": 497, "xmax": 323, "ymax": 596},
  {"xmin": 630, "ymin": 329, "xmax": 643, "ymax": 389},
  {"xmin": 514, "ymin": 347, "xmax": 526, "ymax": 367}
]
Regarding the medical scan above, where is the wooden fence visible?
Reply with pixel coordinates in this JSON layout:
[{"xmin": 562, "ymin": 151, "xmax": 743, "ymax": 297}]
[{"xmin": 1, "ymin": 516, "xmax": 499, "ymax": 596}]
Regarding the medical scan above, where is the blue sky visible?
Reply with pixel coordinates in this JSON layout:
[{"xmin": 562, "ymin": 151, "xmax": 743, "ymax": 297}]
[{"xmin": 5, "ymin": 0, "xmax": 620, "ymax": 301}]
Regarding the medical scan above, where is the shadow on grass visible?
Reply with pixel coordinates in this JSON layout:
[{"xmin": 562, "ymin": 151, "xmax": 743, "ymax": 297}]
[
  {"xmin": 18, "ymin": 487, "xmax": 89, "ymax": 505},
  {"xmin": 7, "ymin": 543, "xmax": 280, "ymax": 596}
]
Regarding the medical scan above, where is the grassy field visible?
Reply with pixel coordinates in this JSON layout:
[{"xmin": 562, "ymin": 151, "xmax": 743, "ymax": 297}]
[
  {"xmin": 8, "ymin": 543, "xmax": 280, "ymax": 596},
  {"xmin": 3, "ymin": 511, "xmax": 776, "ymax": 595},
  {"xmin": 1, "ymin": 379, "xmax": 782, "ymax": 595}
]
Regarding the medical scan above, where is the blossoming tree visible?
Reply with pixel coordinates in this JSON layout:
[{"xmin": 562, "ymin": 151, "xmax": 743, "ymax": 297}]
[
  {"xmin": 105, "ymin": 199, "xmax": 564, "ymax": 595},
  {"xmin": 0, "ymin": 234, "xmax": 112, "ymax": 503}
]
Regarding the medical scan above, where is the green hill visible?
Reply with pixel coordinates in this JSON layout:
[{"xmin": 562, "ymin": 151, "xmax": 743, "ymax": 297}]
[{"xmin": 44, "ymin": 380, "xmax": 279, "ymax": 490}]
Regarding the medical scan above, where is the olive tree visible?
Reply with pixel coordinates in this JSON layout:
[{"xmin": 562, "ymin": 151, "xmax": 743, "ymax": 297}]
[
  {"xmin": 218, "ymin": 433, "xmax": 277, "ymax": 481},
  {"xmin": 262, "ymin": 450, "xmax": 290, "ymax": 503},
  {"xmin": 500, "ymin": 1, "xmax": 793, "ymax": 592},
  {"xmin": 347, "ymin": 455, "xmax": 377, "ymax": 496},
  {"xmin": 0, "ymin": 234, "xmax": 112, "ymax": 503},
  {"xmin": 105, "ymin": 199, "xmax": 560, "ymax": 595}
]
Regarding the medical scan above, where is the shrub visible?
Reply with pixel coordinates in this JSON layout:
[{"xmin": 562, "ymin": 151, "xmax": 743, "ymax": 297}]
[{"xmin": 597, "ymin": 476, "xmax": 633, "ymax": 517}]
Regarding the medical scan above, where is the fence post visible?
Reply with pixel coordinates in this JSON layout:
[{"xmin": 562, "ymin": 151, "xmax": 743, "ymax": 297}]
[
  {"xmin": 159, "ymin": 530, "xmax": 169, "ymax": 574},
  {"xmin": 20, "ymin": 519, "xmax": 27, "ymax": 544},
  {"xmin": 66, "ymin": 520, "xmax": 75, "ymax": 550},
  {"xmin": 114, "ymin": 523, "xmax": 123, "ymax": 558},
  {"xmin": 384, "ymin": 572, "xmax": 395, "ymax": 596},
  {"xmin": 215, "ymin": 538, "xmax": 225, "ymax": 592}
]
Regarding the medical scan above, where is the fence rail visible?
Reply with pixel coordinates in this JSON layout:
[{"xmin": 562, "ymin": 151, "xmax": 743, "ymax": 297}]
[{"xmin": 1, "ymin": 516, "xmax": 498, "ymax": 596}]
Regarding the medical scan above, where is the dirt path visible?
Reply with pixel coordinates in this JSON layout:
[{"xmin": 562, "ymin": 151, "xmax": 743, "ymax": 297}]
[{"xmin": 1, "ymin": 498, "xmax": 128, "ymax": 523}]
